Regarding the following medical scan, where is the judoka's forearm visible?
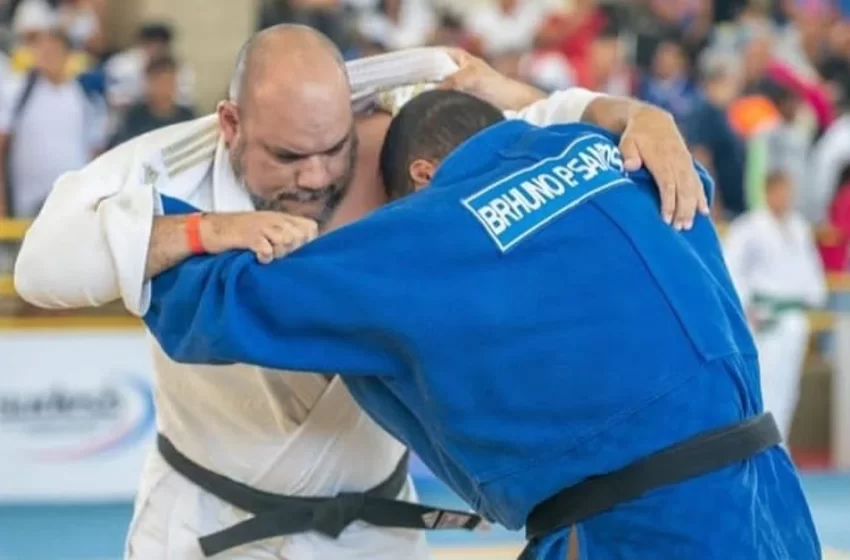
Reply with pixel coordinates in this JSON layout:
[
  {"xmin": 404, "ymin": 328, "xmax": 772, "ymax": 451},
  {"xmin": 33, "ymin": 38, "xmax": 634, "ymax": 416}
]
[
  {"xmin": 495, "ymin": 81, "xmax": 547, "ymax": 112},
  {"xmin": 580, "ymin": 95, "xmax": 646, "ymax": 134},
  {"xmin": 144, "ymin": 215, "xmax": 196, "ymax": 279}
]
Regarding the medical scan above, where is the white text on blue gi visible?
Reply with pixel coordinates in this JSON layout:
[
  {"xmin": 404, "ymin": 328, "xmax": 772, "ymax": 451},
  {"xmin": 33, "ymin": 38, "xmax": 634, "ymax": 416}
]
[{"xmin": 474, "ymin": 141, "xmax": 624, "ymax": 237}]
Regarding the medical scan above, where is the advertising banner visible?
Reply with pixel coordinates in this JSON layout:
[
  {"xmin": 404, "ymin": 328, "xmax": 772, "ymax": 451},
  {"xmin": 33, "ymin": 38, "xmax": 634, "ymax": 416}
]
[{"xmin": 0, "ymin": 330, "xmax": 155, "ymax": 502}]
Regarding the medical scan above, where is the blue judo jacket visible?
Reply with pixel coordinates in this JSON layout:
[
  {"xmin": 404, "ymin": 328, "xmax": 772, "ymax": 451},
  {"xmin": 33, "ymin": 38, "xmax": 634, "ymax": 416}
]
[{"xmin": 145, "ymin": 120, "xmax": 817, "ymax": 558}]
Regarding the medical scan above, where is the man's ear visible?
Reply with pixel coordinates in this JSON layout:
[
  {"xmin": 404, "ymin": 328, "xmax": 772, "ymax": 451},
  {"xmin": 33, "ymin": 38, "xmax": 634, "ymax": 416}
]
[
  {"xmin": 409, "ymin": 158, "xmax": 437, "ymax": 190},
  {"xmin": 217, "ymin": 100, "xmax": 240, "ymax": 148}
]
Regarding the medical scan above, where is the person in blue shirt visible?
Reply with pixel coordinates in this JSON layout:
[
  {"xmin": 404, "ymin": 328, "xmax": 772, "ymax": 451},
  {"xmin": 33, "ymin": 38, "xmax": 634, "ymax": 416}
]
[{"xmin": 145, "ymin": 90, "xmax": 820, "ymax": 560}]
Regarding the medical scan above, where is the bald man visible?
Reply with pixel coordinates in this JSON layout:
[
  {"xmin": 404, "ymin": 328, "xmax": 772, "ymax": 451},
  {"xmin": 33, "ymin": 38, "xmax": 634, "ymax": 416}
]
[{"xmin": 15, "ymin": 25, "xmax": 705, "ymax": 560}]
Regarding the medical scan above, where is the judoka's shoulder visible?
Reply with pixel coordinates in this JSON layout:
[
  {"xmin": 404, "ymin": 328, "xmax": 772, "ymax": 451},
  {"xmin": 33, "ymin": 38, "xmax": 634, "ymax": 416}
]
[{"xmin": 82, "ymin": 114, "xmax": 219, "ymax": 180}]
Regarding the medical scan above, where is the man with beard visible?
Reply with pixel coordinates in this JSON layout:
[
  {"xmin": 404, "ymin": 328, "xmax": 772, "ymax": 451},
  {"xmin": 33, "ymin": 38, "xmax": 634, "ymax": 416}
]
[
  {"xmin": 143, "ymin": 90, "xmax": 820, "ymax": 560},
  {"xmin": 14, "ymin": 25, "xmax": 707, "ymax": 560}
]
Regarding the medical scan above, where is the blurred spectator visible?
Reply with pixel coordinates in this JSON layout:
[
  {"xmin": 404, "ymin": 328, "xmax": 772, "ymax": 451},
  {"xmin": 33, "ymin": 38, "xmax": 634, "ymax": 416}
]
[
  {"xmin": 769, "ymin": 65, "xmax": 834, "ymax": 136},
  {"xmin": 428, "ymin": 11, "xmax": 480, "ymax": 54},
  {"xmin": 714, "ymin": 0, "xmax": 748, "ymax": 23},
  {"xmin": 521, "ymin": 50, "xmax": 576, "ymax": 92},
  {"xmin": 108, "ymin": 55, "xmax": 195, "ymax": 149},
  {"xmin": 685, "ymin": 52, "xmax": 746, "ymax": 218},
  {"xmin": 809, "ymin": 85, "xmax": 850, "ymax": 225},
  {"xmin": 745, "ymin": 81, "xmax": 810, "ymax": 212},
  {"xmin": 104, "ymin": 22, "xmax": 194, "ymax": 110},
  {"xmin": 535, "ymin": 0, "xmax": 605, "ymax": 66},
  {"xmin": 739, "ymin": 23, "xmax": 774, "ymax": 93},
  {"xmin": 733, "ymin": 14, "xmax": 836, "ymax": 134},
  {"xmin": 818, "ymin": 20, "xmax": 850, "ymax": 105},
  {"xmin": 818, "ymin": 165, "xmax": 850, "ymax": 273},
  {"xmin": 632, "ymin": 0, "xmax": 712, "ymax": 71},
  {"xmin": 464, "ymin": 0, "xmax": 555, "ymax": 58},
  {"xmin": 637, "ymin": 32, "xmax": 700, "ymax": 125},
  {"xmin": 10, "ymin": 0, "xmax": 91, "ymax": 76},
  {"xmin": 723, "ymin": 170, "xmax": 827, "ymax": 442},
  {"xmin": 355, "ymin": 0, "xmax": 436, "ymax": 52},
  {"xmin": 11, "ymin": 0, "xmax": 55, "ymax": 51},
  {"xmin": 818, "ymin": 19, "xmax": 850, "ymax": 104},
  {"xmin": 258, "ymin": 0, "xmax": 349, "ymax": 51},
  {"xmin": 572, "ymin": 21, "xmax": 634, "ymax": 96},
  {"xmin": 772, "ymin": 7, "xmax": 826, "ymax": 82},
  {"xmin": 56, "ymin": 0, "xmax": 103, "ymax": 56},
  {"xmin": 0, "ymin": 29, "xmax": 106, "ymax": 217}
]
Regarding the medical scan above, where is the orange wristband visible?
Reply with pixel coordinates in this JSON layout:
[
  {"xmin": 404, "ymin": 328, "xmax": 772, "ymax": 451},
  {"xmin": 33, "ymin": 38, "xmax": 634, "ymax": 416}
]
[{"xmin": 186, "ymin": 213, "xmax": 205, "ymax": 255}]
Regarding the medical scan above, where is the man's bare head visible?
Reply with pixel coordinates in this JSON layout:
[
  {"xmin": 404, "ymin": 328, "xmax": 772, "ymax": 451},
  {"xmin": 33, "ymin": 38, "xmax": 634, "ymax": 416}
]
[{"xmin": 218, "ymin": 25, "xmax": 357, "ymax": 226}]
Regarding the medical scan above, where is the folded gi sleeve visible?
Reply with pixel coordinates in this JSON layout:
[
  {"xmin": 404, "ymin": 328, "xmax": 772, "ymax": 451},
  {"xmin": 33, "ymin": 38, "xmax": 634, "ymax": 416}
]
[
  {"xmin": 145, "ymin": 231, "xmax": 411, "ymax": 378},
  {"xmin": 13, "ymin": 140, "xmax": 160, "ymax": 315},
  {"xmin": 506, "ymin": 88, "xmax": 603, "ymax": 126}
]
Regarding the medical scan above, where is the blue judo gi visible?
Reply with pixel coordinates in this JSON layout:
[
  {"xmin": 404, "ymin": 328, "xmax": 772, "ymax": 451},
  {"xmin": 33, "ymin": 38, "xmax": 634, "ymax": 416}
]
[{"xmin": 145, "ymin": 120, "xmax": 821, "ymax": 560}]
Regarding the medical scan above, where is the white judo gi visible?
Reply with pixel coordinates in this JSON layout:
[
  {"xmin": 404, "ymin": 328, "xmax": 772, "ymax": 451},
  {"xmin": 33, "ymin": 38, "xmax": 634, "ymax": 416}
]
[
  {"xmin": 13, "ymin": 49, "xmax": 603, "ymax": 559},
  {"xmin": 724, "ymin": 208, "xmax": 828, "ymax": 442}
]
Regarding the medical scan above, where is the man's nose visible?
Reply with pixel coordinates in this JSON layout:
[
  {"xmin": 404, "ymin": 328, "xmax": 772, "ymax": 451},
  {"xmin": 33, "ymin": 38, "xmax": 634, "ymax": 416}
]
[{"xmin": 296, "ymin": 156, "xmax": 332, "ymax": 190}]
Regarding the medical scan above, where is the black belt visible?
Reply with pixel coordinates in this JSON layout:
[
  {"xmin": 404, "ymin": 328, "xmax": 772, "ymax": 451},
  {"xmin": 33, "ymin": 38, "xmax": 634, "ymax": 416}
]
[
  {"xmin": 157, "ymin": 434, "xmax": 487, "ymax": 557},
  {"xmin": 519, "ymin": 412, "xmax": 781, "ymax": 559}
]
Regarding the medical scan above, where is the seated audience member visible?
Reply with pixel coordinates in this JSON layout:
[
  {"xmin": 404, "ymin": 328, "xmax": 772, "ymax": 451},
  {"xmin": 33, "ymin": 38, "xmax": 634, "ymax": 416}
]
[
  {"xmin": 108, "ymin": 54, "xmax": 195, "ymax": 148},
  {"xmin": 105, "ymin": 22, "xmax": 194, "ymax": 110}
]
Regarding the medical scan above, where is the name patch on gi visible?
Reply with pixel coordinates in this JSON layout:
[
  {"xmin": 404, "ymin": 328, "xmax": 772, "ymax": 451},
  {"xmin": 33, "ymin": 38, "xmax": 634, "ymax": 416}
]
[{"xmin": 461, "ymin": 134, "xmax": 630, "ymax": 252}]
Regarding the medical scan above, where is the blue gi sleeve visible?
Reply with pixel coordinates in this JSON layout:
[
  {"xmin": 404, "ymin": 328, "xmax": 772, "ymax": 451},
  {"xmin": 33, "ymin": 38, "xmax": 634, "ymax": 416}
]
[
  {"xmin": 144, "ymin": 233, "xmax": 411, "ymax": 378},
  {"xmin": 695, "ymin": 160, "xmax": 715, "ymax": 209}
]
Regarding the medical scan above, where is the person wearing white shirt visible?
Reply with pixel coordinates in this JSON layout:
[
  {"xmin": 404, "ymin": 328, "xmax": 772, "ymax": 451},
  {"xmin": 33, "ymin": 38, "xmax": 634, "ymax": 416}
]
[
  {"xmin": 0, "ymin": 29, "xmax": 106, "ymax": 217},
  {"xmin": 104, "ymin": 22, "xmax": 194, "ymax": 110},
  {"xmin": 808, "ymin": 100, "xmax": 850, "ymax": 225},
  {"xmin": 14, "ymin": 24, "xmax": 706, "ymax": 560},
  {"xmin": 723, "ymin": 171, "xmax": 828, "ymax": 442},
  {"xmin": 356, "ymin": 0, "xmax": 437, "ymax": 51},
  {"xmin": 462, "ymin": 0, "xmax": 556, "ymax": 57}
]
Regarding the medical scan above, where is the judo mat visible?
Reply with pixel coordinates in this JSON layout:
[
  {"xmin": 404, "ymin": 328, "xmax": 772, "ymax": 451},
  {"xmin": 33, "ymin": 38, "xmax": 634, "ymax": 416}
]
[{"xmin": 0, "ymin": 472, "xmax": 847, "ymax": 560}]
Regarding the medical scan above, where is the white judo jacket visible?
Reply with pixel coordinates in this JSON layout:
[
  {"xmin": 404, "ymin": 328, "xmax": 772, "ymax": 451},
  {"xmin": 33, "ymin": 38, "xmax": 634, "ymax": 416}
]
[{"xmin": 13, "ymin": 49, "xmax": 602, "ymax": 559}]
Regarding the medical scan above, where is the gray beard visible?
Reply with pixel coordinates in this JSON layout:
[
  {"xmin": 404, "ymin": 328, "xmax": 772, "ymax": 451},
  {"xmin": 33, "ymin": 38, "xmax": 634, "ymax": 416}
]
[{"xmin": 232, "ymin": 135, "xmax": 358, "ymax": 229}]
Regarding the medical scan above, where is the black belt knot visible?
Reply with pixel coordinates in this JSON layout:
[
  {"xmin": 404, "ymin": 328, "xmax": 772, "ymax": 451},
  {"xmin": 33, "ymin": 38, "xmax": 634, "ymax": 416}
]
[
  {"xmin": 312, "ymin": 491, "xmax": 367, "ymax": 538},
  {"xmin": 157, "ymin": 434, "xmax": 488, "ymax": 557}
]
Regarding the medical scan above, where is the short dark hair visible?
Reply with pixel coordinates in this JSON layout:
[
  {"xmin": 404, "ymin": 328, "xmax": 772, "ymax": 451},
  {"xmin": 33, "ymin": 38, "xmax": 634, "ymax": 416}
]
[
  {"xmin": 146, "ymin": 54, "xmax": 178, "ymax": 76},
  {"xmin": 139, "ymin": 23, "xmax": 173, "ymax": 44},
  {"xmin": 379, "ymin": 90, "xmax": 505, "ymax": 200}
]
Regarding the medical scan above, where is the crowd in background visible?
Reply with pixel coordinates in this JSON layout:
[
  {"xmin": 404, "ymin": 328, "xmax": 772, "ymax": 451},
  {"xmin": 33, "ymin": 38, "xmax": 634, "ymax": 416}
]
[{"xmin": 0, "ymin": 0, "xmax": 848, "ymax": 275}]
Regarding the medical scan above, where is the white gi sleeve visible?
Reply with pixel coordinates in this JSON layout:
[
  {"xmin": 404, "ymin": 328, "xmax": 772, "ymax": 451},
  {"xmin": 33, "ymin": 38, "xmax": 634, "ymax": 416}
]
[
  {"xmin": 13, "ymin": 140, "xmax": 161, "ymax": 315},
  {"xmin": 507, "ymin": 88, "xmax": 604, "ymax": 126},
  {"xmin": 347, "ymin": 47, "xmax": 459, "ymax": 112}
]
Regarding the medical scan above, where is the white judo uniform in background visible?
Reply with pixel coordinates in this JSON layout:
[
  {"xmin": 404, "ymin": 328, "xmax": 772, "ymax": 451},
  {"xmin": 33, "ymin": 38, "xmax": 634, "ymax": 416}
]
[
  {"xmin": 13, "ymin": 48, "xmax": 602, "ymax": 559},
  {"xmin": 724, "ymin": 208, "xmax": 828, "ymax": 441}
]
